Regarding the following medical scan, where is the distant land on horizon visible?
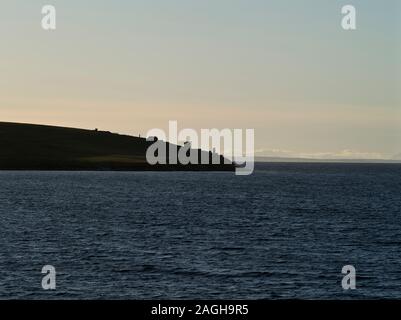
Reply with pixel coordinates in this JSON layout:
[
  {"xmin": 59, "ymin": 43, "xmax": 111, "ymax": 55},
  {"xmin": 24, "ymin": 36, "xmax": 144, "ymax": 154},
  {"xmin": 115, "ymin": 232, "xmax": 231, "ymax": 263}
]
[
  {"xmin": 0, "ymin": 122, "xmax": 234, "ymax": 171},
  {"xmin": 255, "ymin": 156, "xmax": 401, "ymax": 164},
  {"xmin": 0, "ymin": 122, "xmax": 399, "ymax": 171}
]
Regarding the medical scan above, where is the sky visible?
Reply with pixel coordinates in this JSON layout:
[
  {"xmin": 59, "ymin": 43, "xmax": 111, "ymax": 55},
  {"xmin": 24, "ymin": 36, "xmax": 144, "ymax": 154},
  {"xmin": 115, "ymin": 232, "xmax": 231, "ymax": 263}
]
[{"xmin": 0, "ymin": 0, "xmax": 400, "ymax": 159}]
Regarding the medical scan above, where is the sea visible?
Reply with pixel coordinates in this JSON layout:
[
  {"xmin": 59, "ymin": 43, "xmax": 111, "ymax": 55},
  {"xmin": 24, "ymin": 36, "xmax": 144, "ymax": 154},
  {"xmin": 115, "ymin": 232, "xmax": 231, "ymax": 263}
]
[{"xmin": 0, "ymin": 163, "xmax": 400, "ymax": 299}]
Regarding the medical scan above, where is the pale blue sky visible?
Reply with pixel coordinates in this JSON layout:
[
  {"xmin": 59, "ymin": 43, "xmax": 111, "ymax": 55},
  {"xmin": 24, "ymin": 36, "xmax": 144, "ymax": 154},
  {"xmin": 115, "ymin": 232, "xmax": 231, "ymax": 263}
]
[{"xmin": 0, "ymin": 0, "xmax": 400, "ymax": 159}]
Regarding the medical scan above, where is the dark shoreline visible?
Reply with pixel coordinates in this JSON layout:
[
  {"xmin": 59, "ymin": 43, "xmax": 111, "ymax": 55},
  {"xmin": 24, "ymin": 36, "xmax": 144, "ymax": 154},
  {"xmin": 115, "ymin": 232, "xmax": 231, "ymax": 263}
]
[
  {"xmin": 2, "ymin": 162, "xmax": 401, "ymax": 172},
  {"xmin": 0, "ymin": 164, "xmax": 235, "ymax": 172},
  {"xmin": 0, "ymin": 122, "xmax": 235, "ymax": 172}
]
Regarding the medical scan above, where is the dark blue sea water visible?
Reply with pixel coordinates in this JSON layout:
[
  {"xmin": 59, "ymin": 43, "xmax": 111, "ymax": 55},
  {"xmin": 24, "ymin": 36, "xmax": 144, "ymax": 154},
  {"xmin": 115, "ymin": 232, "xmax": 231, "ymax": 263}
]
[{"xmin": 0, "ymin": 163, "xmax": 400, "ymax": 299}]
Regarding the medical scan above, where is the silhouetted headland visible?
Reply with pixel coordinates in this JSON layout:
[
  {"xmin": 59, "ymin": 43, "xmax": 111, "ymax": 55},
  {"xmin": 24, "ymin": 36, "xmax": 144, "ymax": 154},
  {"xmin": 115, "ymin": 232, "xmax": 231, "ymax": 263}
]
[{"xmin": 0, "ymin": 122, "xmax": 234, "ymax": 171}]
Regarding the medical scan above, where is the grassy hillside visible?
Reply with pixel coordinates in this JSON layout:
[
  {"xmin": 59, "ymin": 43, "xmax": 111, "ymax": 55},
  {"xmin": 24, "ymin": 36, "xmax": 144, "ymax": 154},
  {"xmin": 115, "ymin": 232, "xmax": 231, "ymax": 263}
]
[{"xmin": 0, "ymin": 122, "xmax": 233, "ymax": 171}]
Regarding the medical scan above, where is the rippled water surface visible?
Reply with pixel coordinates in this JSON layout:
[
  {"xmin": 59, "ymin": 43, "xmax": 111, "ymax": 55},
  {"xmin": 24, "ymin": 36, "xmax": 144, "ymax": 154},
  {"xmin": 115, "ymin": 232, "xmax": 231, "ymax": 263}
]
[{"xmin": 0, "ymin": 163, "xmax": 401, "ymax": 299}]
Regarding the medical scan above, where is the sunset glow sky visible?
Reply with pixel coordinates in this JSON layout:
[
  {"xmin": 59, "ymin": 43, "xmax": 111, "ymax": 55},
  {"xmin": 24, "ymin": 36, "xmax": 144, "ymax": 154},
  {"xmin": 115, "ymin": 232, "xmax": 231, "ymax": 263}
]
[{"xmin": 1, "ymin": 0, "xmax": 400, "ymax": 159}]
